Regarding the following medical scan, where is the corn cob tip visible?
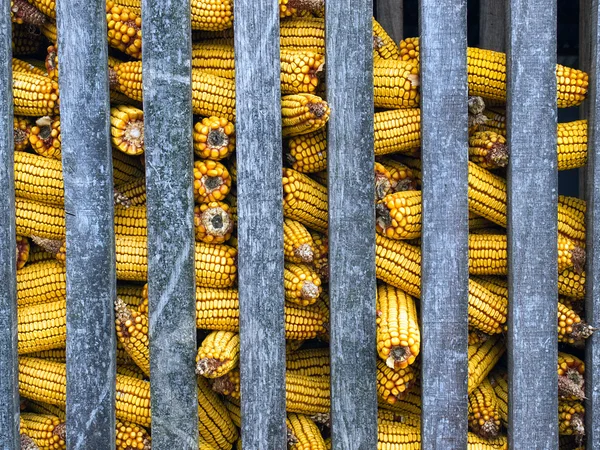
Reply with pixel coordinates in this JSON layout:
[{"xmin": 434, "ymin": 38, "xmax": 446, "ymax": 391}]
[
  {"xmin": 287, "ymin": 426, "xmax": 299, "ymax": 446},
  {"xmin": 45, "ymin": 46, "xmax": 58, "ymax": 78},
  {"xmin": 375, "ymin": 203, "xmax": 392, "ymax": 230},
  {"xmin": 307, "ymin": 101, "xmax": 329, "ymax": 119},
  {"xmin": 20, "ymin": 434, "xmax": 40, "ymax": 450},
  {"xmin": 569, "ymin": 322, "xmax": 597, "ymax": 342},
  {"xmin": 559, "ymin": 369, "xmax": 585, "ymax": 401},
  {"xmin": 108, "ymin": 67, "xmax": 119, "ymax": 90},
  {"xmin": 468, "ymin": 112, "xmax": 488, "ymax": 131},
  {"xmin": 53, "ymin": 422, "xmax": 66, "ymax": 441},
  {"xmin": 11, "ymin": 0, "xmax": 46, "ymax": 26},
  {"xmin": 310, "ymin": 413, "xmax": 330, "ymax": 428},
  {"xmin": 571, "ymin": 246, "xmax": 586, "ymax": 274},
  {"xmin": 482, "ymin": 140, "xmax": 509, "ymax": 168},
  {"xmin": 385, "ymin": 345, "xmax": 414, "ymax": 370},
  {"xmin": 300, "ymin": 281, "xmax": 320, "ymax": 300},
  {"xmin": 196, "ymin": 357, "xmax": 226, "ymax": 377},
  {"xmin": 375, "ymin": 172, "xmax": 393, "ymax": 200},
  {"xmin": 210, "ymin": 374, "xmax": 236, "ymax": 396},
  {"xmin": 115, "ymin": 297, "xmax": 134, "ymax": 329},
  {"xmin": 197, "ymin": 205, "xmax": 234, "ymax": 239},
  {"xmin": 477, "ymin": 420, "xmax": 500, "ymax": 440},
  {"xmin": 294, "ymin": 243, "xmax": 314, "ymax": 263},
  {"xmin": 570, "ymin": 412, "xmax": 586, "ymax": 435},
  {"xmin": 114, "ymin": 187, "xmax": 133, "ymax": 209},
  {"xmin": 468, "ymin": 96, "xmax": 486, "ymax": 115},
  {"xmin": 30, "ymin": 235, "xmax": 63, "ymax": 256}
]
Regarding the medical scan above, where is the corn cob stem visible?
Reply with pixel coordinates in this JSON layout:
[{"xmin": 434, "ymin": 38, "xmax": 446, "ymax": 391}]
[
  {"xmin": 468, "ymin": 379, "xmax": 501, "ymax": 439},
  {"xmin": 558, "ymin": 352, "xmax": 585, "ymax": 400},
  {"xmin": 193, "ymin": 116, "xmax": 236, "ymax": 160},
  {"xmin": 282, "ymin": 94, "xmax": 330, "ymax": 137},
  {"xmin": 284, "ymin": 263, "xmax": 322, "ymax": 306},
  {"xmin": 195, "ymin": 331, "xmax": 240, "ymax": 378}
]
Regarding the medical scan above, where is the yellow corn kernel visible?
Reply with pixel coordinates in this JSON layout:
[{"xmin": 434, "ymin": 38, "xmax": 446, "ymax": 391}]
[
  {"xmin": 106, "ymin": 1, "xmax": 142, "ymax": 59},
  {"xmin": 284, "ymin": 263, "xmax": 322, "ymax": 306},
  {"xmin": 376, "ymin": 191, "xmax": 422, "ymax": 240},
  {"xmin": 469, "ymin": 131, "xmax": 508, "ymax": 169},
  {"xmin": 29, "ymin": 115, "xmax": 61, "ymax": 159},
  {"xmin": 13, "ymin": 116, "xmax": 33, "ymax": 152},
  {"xmin": 13, "ymin": 71, "xmax": 59, "ymax": 117},
  {"xmin": 17, "ymin": 235, "xmax": 30, "ymax": 269},
  {"xmin": 558, "ymin": 352, "xmax": 585, "ymax": 401},
  {"xmin": 468, "ymin": 378, "xmax": 501, "ymax": 439},
  {"xmin": 558, "ymin": 401, "xmax": 585, "ymax": 435},
  {"xmin": 18, "ymin": 298, "xmax": 66, "ymax": 355},
  {"xmin": 282, "ymin": 168, "xmax": 328, "ymax": 233},
  {"xmin": 377, "ymin": 360, "xmax": 418, "ymax": 405},
  {"xmin": 196, "ymin": 331, "xmax": 239, "ymax": 378},
  {"xmin": 115, "ymin": 298, "xmax": 149, "ymax": 376},
  {"xmin": 194, "ymin": 160, "xmax": 232, "ymax": 203},
  {"xmin": 287, "ymin": 413, "xmax": 327, "ymax": 450},
  {"xmin": 111, "ymin": 105, "xmax": 144, "ymax": 155},
  {"xmin": 194, "ymin": 201, "xmax": 234, "ymax": 244},
  {"xmin": 286, "ymin": 348, "xmax": 329, "ymax": 377},
  {"xmin": 282, "ymin": 94, "xmax": 330, "ymax": 137},
  {"xmin": 468, "ymin": 335, "xmax": 505, "ymax": 394},
  {"xmin": 193, "ymin": 116, "xmax": 235, "ymax": 160},
  {"xmin": 284, "ymin": 218, "xmax": 315, "ymax": 263},
  {"xmin": 373, "ymin": 59, "xmax": 420, "ymax": 109},
  {"xmin": 190, "ymin": 0, "xmax": 233, "ymax": 31}
]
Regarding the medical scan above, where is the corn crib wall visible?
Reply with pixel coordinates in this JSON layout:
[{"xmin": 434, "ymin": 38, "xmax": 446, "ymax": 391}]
[{"xmin": 0, "ymin": 0, "xmax": 599, "ymax": 448}]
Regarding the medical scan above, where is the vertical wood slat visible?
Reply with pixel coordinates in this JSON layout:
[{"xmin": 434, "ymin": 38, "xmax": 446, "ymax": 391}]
[
  {"xmin": 375, "ymin": 0, "xmax": 404, "ymax": 42},
  {"xmin": 479, "ymin": 0, "xmax": 506, "ymax": 51},
  {"xmin": 506, "ymin": 0, "xmax": 559, "ymax": 448},
  {"xmin": 141, "ymin": 0, "xmax": 199, "ymax": 446},
  {"xmin": 0, "ymin": 1, "xmax": 19, "ymax": 447},
  {"xmin": 55, "ymin": 0, "xmax": 117, "ymax": 447},
  {"xmin": 585, "ymin": 0, "xmax": 600, "ymax": 443},
  {"xmin": 234, "ymin": 1, "xmax": 287, "ymax": 448},
  {"xmin": 326, "ymin": 1, "xmax": 378, "ymax": 449},
  {"xmin": 419, "ymin": 1, "xmax": 469, "ymax": 449}
]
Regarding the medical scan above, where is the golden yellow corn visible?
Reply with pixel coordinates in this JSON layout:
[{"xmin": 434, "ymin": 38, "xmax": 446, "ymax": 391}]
[
  {"xmin": 116, "ymin": 364, "xmax": 146, "ymax": 380},
  {"xmin": 284, "ymin": 263, "xmax": 322, "ymax": 306},
  {"xmin": 17, "ymin": 235, "xmax": 30, "ymax": 269},
  {"xmin": 309, "ymin": 230, "xmax": 328, "ymax": 282},
  {"xmin": 377, "ymin": 421, "xmax": 421, "ymax": 448},
  {"xmin": 193, "ymin": 116, "xmax": 235, "ymax": 160},
  {"xmin": 377, "ymin": 360, "xmax": 418, "ymax": 405},
  {"xmin": 469, "ymin": 131, "xmax": 508, "ymax": 169},
  {"xmin": 488, "ymin": 369, "xmax": 508, "ymax": 428},
  {"xmin": 468, "ymin": 335, "xmax": 505, "ymax": 394},
  {"xmin": 377, "ymin": 158, "xmax": 418, "ymax": 192},
  {"xmin": 13, "ymin": 71, "xmax": 59, "ymax": 117},
  {"xmin": 284, "ymin": 218, "xmax": 315, "ymax": 263},
  {"xmin": 190, "ymin": 0, "xmax": 233, "ymax": 31},
  {"xmin": 278, "ymin": 0, "xmax": 323, "ymax": 18},
  {"xmin": 18, "ymin": 298, "xmax": 66, "ymax": 355},
  {"xmin": 558, "ymin": 401, "xmax": 585, "ymax": 435},
  {"xmin": 194, "ymin": 201, "xmax": 234, "ymax": 244},
  {"xmin": 279, "ymin": 17, "xmax": 326, "ymax": 54},
  {"xmin": 399, "ymin": 37, "xmax": 419, "ymax": 65},
  {"xmin": 478, "ymin": 108, "xmax": 506, "ymax": 135},
  {"xmin": 374, "ymin": 59, "xmax": 420, "ymax": 109},
  {"xmin": 14, "ymin": 151, "xmax": 64, "ymax": 205},
  {"xmin": 115, "ymin": 297, "xmax": 149, "ymax": 376},
  {"xmin": 194, "ymin": 160, "xmax": 232, "ymax": 203},
  {"xmin": 467, "ymin": 433, "xmax": 508, "ymax": 449},
  {"xmin": 558, "ymin": 301, "xmax": 595, "ymax": 346},
  {"xmin": 376, "ymin": 191, "xmax": 422, "ymax": 240},
  {"xmin": 376, "ymin": 284, "xmax": 420, "ymax": 369},
  {"xmin": 558, "ymin": 352, "xmax": 585, "ymax": 401},
  {"xmin": 20, "ymin": 413, "xmax": 65, "ymax": 449},
  {"xmin": 378, "ymin": 409, "xmax": 421, "ymax": 428},
  {"xmin": 287, "ymin": 413, "xmax": 327, "ymax": 450},
  {"xmin": 468, "ymin": 378, "xmax": 501, "ymax": 439},
  {"xmin": 106, "ymin": 1, "xmax": 142, "ymax": 59},
  {"xmin": 196, "ymin": 377, "xmax": 239, "ymax": 449},
  {"xmin": 557, "ymin": 120, "xmax": 588, "ymax": 170},
  {"xmin": 372, "ymin": 18, "xmax": 399, "ymax": 60},
  {"xmin": 45, "ymin": 44, "xmax": 58, "ymax": 81},
  {"xmin": 378, "ymin": 384, "xmax": 422, "ymax": 416},
  {"xmin": 282, "ymin": 94, "xmax": 330, "ymax": 137},
  {"xmin": 29, "ymin": 115, "xmax": 61, "ymax": 159},
  {"xmin": 112, "ymin": 149, "xmax": 145, "ymax": 184},
  {"xmin": 114, "ymin": 177, "xmax": 146, "ymax": 207},
  {"xmin": 13, "ymin": 116, "xmax": 32, "ymax": 152},
  {"xmin": 286, "ymin": 348, "xmax": 329, "ymax": 377},
  {"xmin": 282, "ymin": 168, "xmax": 328, "ymax": 233},
  {"xmin": 110, "ymin": 105, "xmax": 144, "ymax": 156},
  {"xmin": 17, "ymin": 260, "xmax": 65, "ymax": 307},
  {"xmin": 115, "ymin": 420, "xmax": 151, "ymax": 450},
  {"xmin": 196, "ymin": 331, "xmax": 239, "ymax": 378},
  {"xmin": 13, "ymin": 57, "xmax": 46, "ymax": 76}
]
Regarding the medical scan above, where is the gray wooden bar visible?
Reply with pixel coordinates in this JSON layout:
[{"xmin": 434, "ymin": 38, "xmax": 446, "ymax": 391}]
[
  {"xmin": 234, "ymin": 1, "xmax": 286, "ymax": 448},
  {"xmin": 376, "ymin": 0, "xmax": 403, "ymax": 43},
  {"xmin": 506, "ymin": 0, "xmax": 558, "ymax": 448},
  {"xmin": 0, "ymin": 1, "xmax": 19, "ymax": 447},
  {"xmin": 55, "ymin": 0, "xmax": 116, "ymax": 446},
  {"xmin": 585, "ymin": 0, "xmax": 600, "ymax": 444},
  {"xmin": 141, "ymin": 0, "xmax": 199, "ymax": 446},
  {"xmin": 419, "ymin": 1, "xmax": 469, "ymax": 449},
  {"xmin": 479, "ymin": 0, "xmax": 506, "ymax": 52},
  {"xmin": 326, "ymin": 1, "xmax": 378, "ymax": 449}
]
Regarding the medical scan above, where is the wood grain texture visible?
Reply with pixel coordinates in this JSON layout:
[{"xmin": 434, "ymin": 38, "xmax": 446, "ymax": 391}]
[
  {"xmin": 0, "ymin": 1, "xmax": 19, "ymax": 447},
  {"xmin": 141, "ymin": 0, "xmax": 199, "ymax": 447},
  {"xmin": 506, "ymin": 0, "xmax": 559, "ymax": 448},
  {"xmin": 585, "ymin": 0, "xmax": 600, "ymax": 444},
  {"xmin": 479, "ymin": 0, "xmax": 506, "ymax": 51},
  {"xmin": 419, "ymin": 2, "xmax": 469, "ymax": 449},
  {"xmin": 55, "ymin": 0, "xmax": 117, "ymax": 447},
  {"xmin": 234, "ymin": 1, "xmax": 286, "ymax": 448},
  {"xmin": 326, "ymin": 1, "xmax": 378, "ymax": 449},
  {"xmin": 375, "ymin": 0, "xmax": 403, "ymax": 42}
]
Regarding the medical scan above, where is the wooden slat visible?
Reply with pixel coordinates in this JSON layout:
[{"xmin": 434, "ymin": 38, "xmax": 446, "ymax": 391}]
[
  {"xmin": 55, "ymin": 0, "xmax": 117, "ymax": 446},
  {"xmin": 585, "ymin": 0, "xmax": 600, "ymax": 442},
  {"xmin": 326, "ymin": 1, "xmax": 377, "ymax": 449},
  {"xmin": 506, "ymin": 0, "xmax": 558, "ymax": 448},
  {"xmin": 234, "ymin": 1, "xmax": 286, "ymax": 448},
  {"xmin": 479, "ymin": 0, "xmax": 506, "ymax": 51},
  {"xmin": 376, "ymin": 0, "xmax": 404, "ymax": 42},
  {"xmin": 0, "ymin": 1, "xmax": 19, "ymax": 447},
  {"xmin": 419, "ymin": 1, "xmax": 469, "ymax": 448},
  {"xmin": 141, "ymin": 0, "xmax": 199, "ymax": 446}
]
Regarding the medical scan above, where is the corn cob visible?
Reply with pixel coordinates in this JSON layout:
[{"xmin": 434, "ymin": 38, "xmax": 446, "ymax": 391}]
[
  {"xmin": 558, "ymin": 401, "xmax": 585, "ymax": 435},
  {"xmin": 13, "ymin": 71, "xmax": 59, "ymax": 117},
  {"xmin": 376, "ymin": 191, "xmax": 422, "ymax": 240},
  {"xmin": 468, "ymin": 335, "xmax": 505, "ymax": 394},
  {"xmin": 469, "ymin": 131, "xmax": 509, "ymax": 169},
  {"xmin": 12, "ymin": 23, "xmax": 44, "ymax": 56},
  {"xmin": 105, "ymin": 1, "xmax": 142, "ymax": 59},
  {"xmin": 195, "ymin": 331, "xmax": 240, "ymax": 378},
  {"xmin": 378, "ymin": 384, "xmax": 422, "ymax": 416},
  {"xmin": 279, "ymin": 0, "xmax": 324, "ymax": 17},
  {"xmin": 19, "ymin": 357, "xmax": 152, "ymax": 427},
  {"xmin": 281, "ymin": 94, "xmax": 330, "ymax": 137},
  {"xmin": 467, "ymin": 433, "xmax": 508, "ymax": 449},
  {"xmin": 14, "ymin": 151, "xmax": 63, "ymax": 205},
  {"xmin": 558, "ymin": 301, "xmax": 595, "ymax": 346},
  {"xmin": 116, "ymin": 420, "xmax": 151, "ymax": 450},
  {"xmin": 282, "ymin": 168, "xmax": 328, "ymax": 232},
  {"xmin": 14, "ymin": 116, "xmax": 32, "ymax": 152},
  {"xmin": 223, "ymin": 397, "xmax": 241, "ymax": 428},
  {"xmin": 112, "ymin": 149, "xmax": 145, "ymax": 184},
  {"xmin": 376, "ymin": 284, "xmax": 420, "ymax": 369},
  {"xmin": 114, "ymin": 178, "xmax": 146, "ymax": 207},
  {"xmin": 193, "ymin": 116, "xmax": 235, "ymax": 160},
  {"xmin": 29, "ymin": 116, "xmax": 61, "ymax": 158},
  {"xmin": 279, "ymin": 18, "xmax": 326, "ymax": 54},
  {"xmin": 24, "ymin": 399, "xmax": 66, "ymax": 419},
  {"xmin": 468, "ymin": 378, "xmax": 501, "ymax": 439},
  {"xmin": 468, "ymin": 328, "xmax": 491, "ymax": 346},
  {"xmin": 212, "ymin": 370, "xmax": 330, "ymax": 415},
  {"xmin": 116, "ymin": 364, "xmax": 146, "ymax": 380},
  {"xmin": 399, "ymin": 37, "xmax": 419, "ymax": 65},
  {"xmin": 27, "ymin": 349, "xmax": 66, "ymax": 364},
  {"xmin": 469, "ymin": 212, "xmax": 498, "ymax": 231},
  {"xmin": 377, "ymin": 158, "xmax": 418, "ymax": 192},
  {"xmin": 478, "ymin": 109, "xmax": 506, "ymax": 135},
  {"xmin": 309, "ymin": 230, "xmax": 328, "ymax": 282},
  {"xmin": 284, "ymin": 218, "xmax": 315, "ymax": 263},
  {"xmin": 13, "ymin": 57, "xmax": 46, "ymax": 76},
  {"xmin": 194, "ymin": 201, "xmax": 234, "ymax": 244},
  {"xmin": 373, "ymin": 59, "xmax": 420, "ymax": 109},
  {"xmin": 558, "ymin": 352, "xmax": 585, "ymax": 401},
  {"xmin": 18, "ymin": 298, "xmax": 66, "ymax": 355},
  {"xmin": 313, "ymin": 293, "xmax": 330, "ymax": 341},
  {"xmin": 112, "ymin": 62, "xmax": 237, "ymax": 120},
  {"xmin": 557, "ymin": 202, "xmax": 586, "ymax": 246},
  {"xmin": 377, "ymin": 421, "xmax": 421, "ymax": 448},
  {"xmin": 25, "ymin": 244, "xmax": 55, "ymax": 264},
  {"xmin": 286, "ymin": 348, "xmax": 329, "ymax": 377},
  {"xmin": 560, "ymin": 195, "xmax": 586, "ymax": 215},
  {"xmin": 20, "ymin": 413, "xmax": 65, "ymax": 449},
  {"xmin": 488, "ymin": 369, "xmax": 508, "ymax": 428},
  {"xmin": 17, "ymin": 235, "xmax": 30, "ymax": 269},
  {"xmin": 11, "ymin": 0, "xmax": 46, "ymax": 25},
  {"xmin": 44, "ymin": 44, "xmax": 58, "ymax": 81},
  {"xmin": 189, "ymin": 0, "xmax": 234, "ymax": 31},
  {"xmin": 196, "ymin": 377, "xmax": 239, "ymax": 449},
  {"xmin": 375, "ymin": 162, "xmax": 397, "ymax": 200},
  {"xmin": 377, "ymin": 360, "xmax": 418, "ymax": 405},
  {"xmin": 559, "ymin": 295, "xmax": 584, "ymax": 315},
  {"xmin": 467, "ymin": 162, "xmax": 507, "ymax": 226},
  {"xmin": 287, "ymin": 413, "xmax": 327, "ymax": 450},
  {"xmin": 286, "ymin": 129, "xmax": 328, "ymax": 173},
  {"xmin": 372, "ymin": 18, "xmax": 400, "ymax": 60},
  {"xmin": 193, "ymin": 288, "xmax": 328, "ymax": 339},
  {"xmin": 17, "ymin": 260, "xmax": 65, "ymax": 307},
  {"xmin": 194, "ymin": 160, "xmax": 232, "ymax": 203},
  {"xmin": 115, "ymin": 298, "xmax": 149, "ymax": 376},
  {"xmin": 284, "ymin": 263, "xmax": 322, "ymax": 306},
  {"xmin": 110, "ymin": 105, "xmax": 144, "ymax": 155},
  {"xmin": 378, "ymin": 409, "xmax": 421, "ymax": 428}
]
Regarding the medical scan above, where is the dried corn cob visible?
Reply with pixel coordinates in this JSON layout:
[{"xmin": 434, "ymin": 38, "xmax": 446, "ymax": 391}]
[
  {"xmin": 115, "ymin": 420, "xmax": 151, "ymax": 450},
  {"xmin": 377, "ymin": 421, "xmax": 421, "ymax": 448},
  {"xmin": 378, "ymin": 409, "xmax": 421, "ymax": 428},
  {"xmin": 399, "ymin": 37, "xmax": 419, "ymax": 65},
  {"xmin": 378, "ymin": 384, "xmax": 422, "ymax": 416},
  {"xmin": 372, "ymin": 18, "xmax": 399, "ymax": 60},
  {"xmin": 468, "ymin": 328, "xmax": 491, "ymax": 346},
  {"xmin": 11, "ymin": 0, "xmax": 46, "ymax": 25},
  {"xmin": 115, "ymin": 298, "xmax": 149, "ymax": 376},
  {"xmin": 282, "ymin": 168, "xmax": 328, "ymax": 232},
  {"xmin": 114, "ymin": 177, "xmax": 146, "ymax": 207},
  {"xmin": 469, "ymin": 131, "xmax": 509, "ymax": 169},
  {"xmin": 467, "ymin": 433, "xmax": 507, "ymax": 449},
  {"xmin": 193, "ymin": 116, "xmax": 235, "ymax": 160},
  {"xmin": 20, "ymin": 413, "xmax": 65, "ymax": 449},
  {"xmin": 196, "ymin": 377, "xmax": 239, "ymax": 449},
  {"xmin": 194, "ymin": 201, "xmax": 234, "ymax": 244},
  {"xmin": 17, "ymin": 235, "xmax": 30, "ymax": 269},
  {"xmin": 468, "ymin": 378, "xmax": 501, "ymax": 439},
  {"xmin": 478, "ymin": 109, "xmax": 506, "ymax": 135},
  {"xmin": 377, "ymin": 158, "xmax": 417, "ymax": 192},
  {"xmin": 112, "ymin": 149, "xmax": 145, "ymax": 184},
  {"xmin": 106, "ymin": 1, "xmax": 142, "ymax": 59},
  {"xmin": 279, "ymin": 0, "xmax": 323, "ymax": 17},
  {"xmin": 14, "ymin": 151, "xmax": 63, "ymax": 205},
  {"xmin": 223, "ymin": 397, "xmax": 241, "ymax": 428},
  {"xmin": 373, "ymin": 59, "xmax": 420, "ymax": 109},
  {"xmin": 111, "ymin": 105, "xmax": 144, "ymax": 155},
  {"xmin": 196, "ymin": 331, "xmax": 239, "ymax": 378},
  {"xmin": 45, "ymin": 45, "xmax": 58, "ymax": 80},
  {"xmin": 13, "ymin": 116, "xmax": 32, "ymax": 151},
  {"xmin": 194, "ymin": 160, "xmax": 232, "ymax": 203},
  {"xmin": 558, "ymin": 352, "xmax": 585, "ymax": 400},
  {"xmin": 558, "ymin": 301, "xmax": 595, "ymax": 346},
  {"xmin": 467, "ymin": 162, "xmax": 507, "ymax": 226},
  {"xmin": 116, "ymin": 364, "xmax": 146, "ymax": 380},
  {"xmin": 286, "ymin": 129, "xmax": 328, "ymax": 173},
  {"xmin": 18, "ymin": 298, "xmax": 66, "ymax": 355},
  {"xmin": 284, "ymin": 218, "xmax": 315, "ymax": 263},
  {"xmin": 29, "ymin": 116, "xmax": 61, "ymax": 158},
  {"xmin": 282, "ymin": 94, "xmax": 330, "ymax": 137},
  {"xmin": 13, "ymin": 71, "xmax": 59, "ymax": 117},
  {"xmin": 557, "ymin": 120, "xmax": 587, "ymax": 170},
  {"xmin": 377, "ymin": 360, "xmax": 418, "ymax": 405},
  {"xmin": 286, "ymin": 348, "xmax": 329, "ymax": 377},
  {"xmin": 13, "ymin": 23, "xmax": 44, "ymax": 56},
  {"xmin": 287, "ymin": 413, "xmax": 327, "ymax": 450},
  {"xmin": 376, "ymin": 284, "xmax": 420, "ymax": 369},
  {"xmin": 279, "ymin": 18, "xmax": 326, "ymax": 54},
  {"xmin": 558, "ymin": 401, "xmax": 585, "ymax": 435},
  {"xmin": 17, "ymin": 260, "xmax": 65, "ymax": 307},
  {"xmin": 488, "ymin": 369, "xmax": 508, "ymax": 427},
  {"xmin": 468, "ymin": 335, "xmax": 505, "ymax": 394},
  {"xmin": 376, "ymin": 191, "xmax": 422, "ymax": 240},
  {"xmin": 374, "ymin": 162, "xmax": 396, "ymax": 200},
  {"xmin": 284, "ymin": 263, "xmax": 322, "ymax": 306},
  {"xmin": 13, "ymin": 57, "xmax": 46, "ymax": 76},
  {"xmin": 309, "ymin": 230, "xmax": 328, "ymax": 282},
  {"xmin": 560, "ymin": 195, "xmax": 586, "ymax": 215},
  {"xmin": 190, "ymin": 0, "xmax": 233, "ymax": 31}
]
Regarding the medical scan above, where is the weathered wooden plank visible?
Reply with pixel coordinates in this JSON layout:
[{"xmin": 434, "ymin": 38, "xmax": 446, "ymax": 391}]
[
  {"xmin": 234, "ymin": 1, "xmax": 286, "ymax": 448},
  {"xmin": 506, "ymin": 0, "xmax": 558, "ymax": 448},
  {"xmin": 55, "ymin": 0, "xmax": 116, "ymax": 447},
  {"xmin": 0, "ymin": 1, "xmax": 19, "ymax": 447},
  {"xmin": 376, "ymin": 0, "xmax": 403, "ymax": 43},
  {"xmin": 479, "ymin": 0, "xmax": 506, "ymax": 51},
  {"xmin": 326, "ymin": 1, "xmax": 377, "ymax": 449},
  {"xmin": 419, "ymin": 1, "xmax": 469, "ymax": 449},
  {"xmin": 141, "ymin": 0, "xmax": 199, "ymax": 447},
  {"xmin": 585, "ymin": 0, "xmax": 600, "ymax": 444}
]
